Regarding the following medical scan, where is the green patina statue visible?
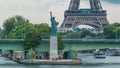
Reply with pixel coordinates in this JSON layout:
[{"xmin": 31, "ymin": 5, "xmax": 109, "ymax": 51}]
[{"xmin": 50, "ymin": 12, "xmax": 58, "ymax": 36}]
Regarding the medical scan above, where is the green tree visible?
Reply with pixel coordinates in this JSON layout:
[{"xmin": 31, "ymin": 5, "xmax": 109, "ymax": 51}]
[
  {"xmin": 58, "ymin": 35, "xmax": 65, "ymax": 50},
  {"xmin": 29, "ymin": 48, "xmax": 36, "ymax": 60},
  {"xmin": 73, "ymin": 50, "xmax": 78, "ymax": 59},
  {"xmin": 7, "ymin": 23, "xmax": 31, "ymax": 39},
  {"xmin": 34, "ymin": 23, "xmax": 50, "ymax": 36},
  {"xmin": 24, "ymin": 23, "xmax": 50, "ymax": 50},
  {"xmin": 81, "ymin": 29, "xmax": 95, "ymax": 38},
  {"xmin": 0, "ymin": 29, "xmax": 6, "ymax": 39},
  {"xmin": 66, "ymin": 32, "xmax": 81, "ymax": 38},
  {"xmin": 104, "ymin": 23, "xmax": 120, "ymax": 39},
  {"xmin": 24, "ymin": 25, "xmax": 42, "ymax": 50},
  {"xmin": 115, "ymin": 27, "xmax": 120, "ymax": 39},
  {"xmin": 2, "ymin": 15, "xmax": 29, "ymax": 38},
  {"xmin": 86, "ymin": 35, "xmax": 92, "ymax": 39}
]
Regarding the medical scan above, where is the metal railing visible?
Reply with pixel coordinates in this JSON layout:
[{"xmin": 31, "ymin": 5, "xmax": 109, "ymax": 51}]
[
  {"xmin": 0, "ymin": 38, "xmax": 120, "ymax": 43},
  {"xmin": 42, "ymin": 38, "xmax": 120, "ymax": 42}
]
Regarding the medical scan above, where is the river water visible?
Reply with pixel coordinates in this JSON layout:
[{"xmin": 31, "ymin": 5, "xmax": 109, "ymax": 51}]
[{"xmin": 0, "ymin": 56, "xmax": 120, "ymax": 68}]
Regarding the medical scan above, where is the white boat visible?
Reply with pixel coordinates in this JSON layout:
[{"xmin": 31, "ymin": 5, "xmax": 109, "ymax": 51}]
[
  {"xmin": 93, "ymin": 51, "xmax": 106, "ymax": 59},
  {"xmin": 78, "ymin": 56, "xmax": 120, "ymax": 64},
  {"xmin": 77, "ymin": 51, "xmax": 120, "ymax": 64},
  {"xmin": 107, "ymin": 50, "xmax": 120, "ymax": 56}
]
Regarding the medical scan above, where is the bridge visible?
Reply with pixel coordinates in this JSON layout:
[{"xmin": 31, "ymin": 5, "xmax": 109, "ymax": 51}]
[{"xmin": 0, "ymin": 39, "xmax": 120, "ymax": 52}]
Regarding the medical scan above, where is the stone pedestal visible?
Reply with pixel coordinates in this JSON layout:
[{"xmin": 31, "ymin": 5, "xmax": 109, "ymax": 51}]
[
  {"xmin": 50, "ymin": 36, "xmax": 58, "ymax": 59},
  {"xmin": 13, "ymin": 51, "xmax": 24, "ymax": 60}
]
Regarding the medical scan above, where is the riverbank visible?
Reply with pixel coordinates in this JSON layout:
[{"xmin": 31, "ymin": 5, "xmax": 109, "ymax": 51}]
[{"xmin": 17, "ymin": 59, "xmax": 82, "ymax": 65}]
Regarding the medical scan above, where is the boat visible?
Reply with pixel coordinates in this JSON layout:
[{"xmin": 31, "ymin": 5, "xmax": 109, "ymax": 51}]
[
  {"xmin": 93, "ymin": 51, "xmax": 106, "ymax": 59},
  {"xmin": 107, "ymin": 49, "xmax": 120, "ymax": 56},
  {"xmin": 108, "ymin": 51, "xmax": 120, "ymax": 56},
  {"xmin": 112, "ymin": 52, "xmax": 120, "ymax": 56}
]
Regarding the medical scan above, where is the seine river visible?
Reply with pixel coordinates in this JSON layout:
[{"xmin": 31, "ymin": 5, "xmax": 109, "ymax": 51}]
[{"xmin": 0, "ymin": 56, "xmax": 120, "ymax": 68}]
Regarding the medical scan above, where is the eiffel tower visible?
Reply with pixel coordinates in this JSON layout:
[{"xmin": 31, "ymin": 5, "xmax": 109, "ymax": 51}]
[{"xmin": 61, "ymin": 0, "xmax": 109, "ymax": 31}]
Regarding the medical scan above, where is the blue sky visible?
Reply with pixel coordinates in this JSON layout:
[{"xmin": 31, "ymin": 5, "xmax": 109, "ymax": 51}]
[{"xmin": 0, "ymin": 0, "xmax": 120, "ymax": 28}]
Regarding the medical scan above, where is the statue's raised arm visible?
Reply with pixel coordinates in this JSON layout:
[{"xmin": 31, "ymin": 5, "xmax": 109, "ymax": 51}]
[{"xmin": 50, "ymin": 11, "xmax": 58, "ymax": 36}]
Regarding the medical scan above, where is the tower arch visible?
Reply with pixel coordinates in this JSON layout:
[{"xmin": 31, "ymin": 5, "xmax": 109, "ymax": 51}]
[{"xmin": 61, "ymin": 0, "xmax": 109, "ymax": 31}]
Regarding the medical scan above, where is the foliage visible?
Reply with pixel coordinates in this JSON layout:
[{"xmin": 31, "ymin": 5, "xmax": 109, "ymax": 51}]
[
  {"xmin": 80, "ymin": 29, "xmax": 95, "ymax": 38},
  {"xmin": 7, "ymin": 23, "xmax": 31, "ymax": 39},
  {"xmin": 34, "ymin": 23, "xmax": 50, "ymax": 36},
  {"xmin": 116, "ymin": 27, "xmax": 120, "ymax": 39},
  {"xmin": 0, "ymin": 15, "xmax": 51, "ymax": 50},
  {"xmin": 65, "ymin": 29, "xmax": 96, "ymax": 39},
  {"xmin": 24, "ymin": 23, "xmax": 50, "ymax": 50},
  {"xmin": 73, "ymin": 50, "xmax": 78, "ymax": 59},
  {"xmin": 86, "ymin": 35, "xmax": 92, "ymax": 39},
  {"xmin": 24, "ymin": 24, "xmax": 42, "ymax": 50},
  {"xmin": 2, "ymin": 15, "xmax": 29, "ymax": 38},
  {"xmin": 66, "ymin": 32, "xmax": 81, "ymax": 38},
  {"xmin": 104, "ymin": 23, "xmax": 120, "ymax": 39},
  {"xmin": 29, "ymin": 48, "xmax": 36, "ymax": 59},
  {"xmin": 58, "ymin": 35, "xmax": 65, "ymax": 50}
]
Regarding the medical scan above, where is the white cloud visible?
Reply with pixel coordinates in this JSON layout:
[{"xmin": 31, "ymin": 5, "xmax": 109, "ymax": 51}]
[{"xmin": 102, "ymin": 1, "xmax": 120, "ymax": 23}]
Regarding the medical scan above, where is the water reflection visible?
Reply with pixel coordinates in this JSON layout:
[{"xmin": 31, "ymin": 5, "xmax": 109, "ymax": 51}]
[
  {"xmin": 0, "ymin": 57, "xmax": 17, "ymax": 64},
  {"xmin": 0, "ymin": 56, "xmax": 120, "ymax": 68}
]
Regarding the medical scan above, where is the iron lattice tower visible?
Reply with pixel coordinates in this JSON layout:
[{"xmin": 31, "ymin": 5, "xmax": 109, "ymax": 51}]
[{"xmin": 61, "ymin": 0, "xmax": 109, "ymax": 31}]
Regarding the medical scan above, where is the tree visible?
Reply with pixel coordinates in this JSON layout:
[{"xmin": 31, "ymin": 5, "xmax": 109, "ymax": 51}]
[
  {"xmin": 57, "ymin": 35, "xmax": 65, "ymax": 59},
  {"xmin": 29, "ymin": 48, "xmax": 36, "ymax": 60},
  {"xmin": 103, "ymin": 23, "xmax": 120, "ymax": 39},
  {"xmin": 115, "ymin": 27, "xmax": 120, "ymax": 39},
  {"xmin": 73, "ymin": 50, "xmax": 78, "ymax": 59},
  {"xmin": 2, "ymin": 15, "xmax": 29, "ymax": 38},
  {"xmin": 34, "ymin": 23, "xmax": 50, "ymax": 36},
  {"xmin": 80, "ymin": 29, "xmax": 95, "ymax": 38},
  {"xmin": 24, "ymin": 25, "xmax": 42, "ymax": 50},
  {"xmin": 66, "ymin": 32, "xmax": 81, "ymax": 38},
  {"xmin": 8, "ymin": 23, "xmax": 31, "ymax": 39},
  {"xmin": 24, "ymin": 23, "xmax": 50, "ymax": 50},
  {"xmin": 0, "ymin": 29, "xmax": 7, "ymax": 39},
  {"xmin": 58, "ymin": 35, "xmax": 65, "ymax": 50}
]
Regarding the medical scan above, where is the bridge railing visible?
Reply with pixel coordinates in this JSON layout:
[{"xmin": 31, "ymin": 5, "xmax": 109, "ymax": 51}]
[
  {"xmin": 42, "ymin": 38, "xmax": 120, "ymax": 42},
  {"xmin": 0, "ymin": 39, "xmax": 120, "ymax": 43},
  {"xmin": 0, "ymin": 39, "xmax": 24, "ymax": 43}
]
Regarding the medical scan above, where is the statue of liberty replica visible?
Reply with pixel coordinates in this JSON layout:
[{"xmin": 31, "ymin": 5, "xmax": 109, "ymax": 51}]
[{"xmin": 50, "ymin": 12, "xmax": 58, "ymax": 60}]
